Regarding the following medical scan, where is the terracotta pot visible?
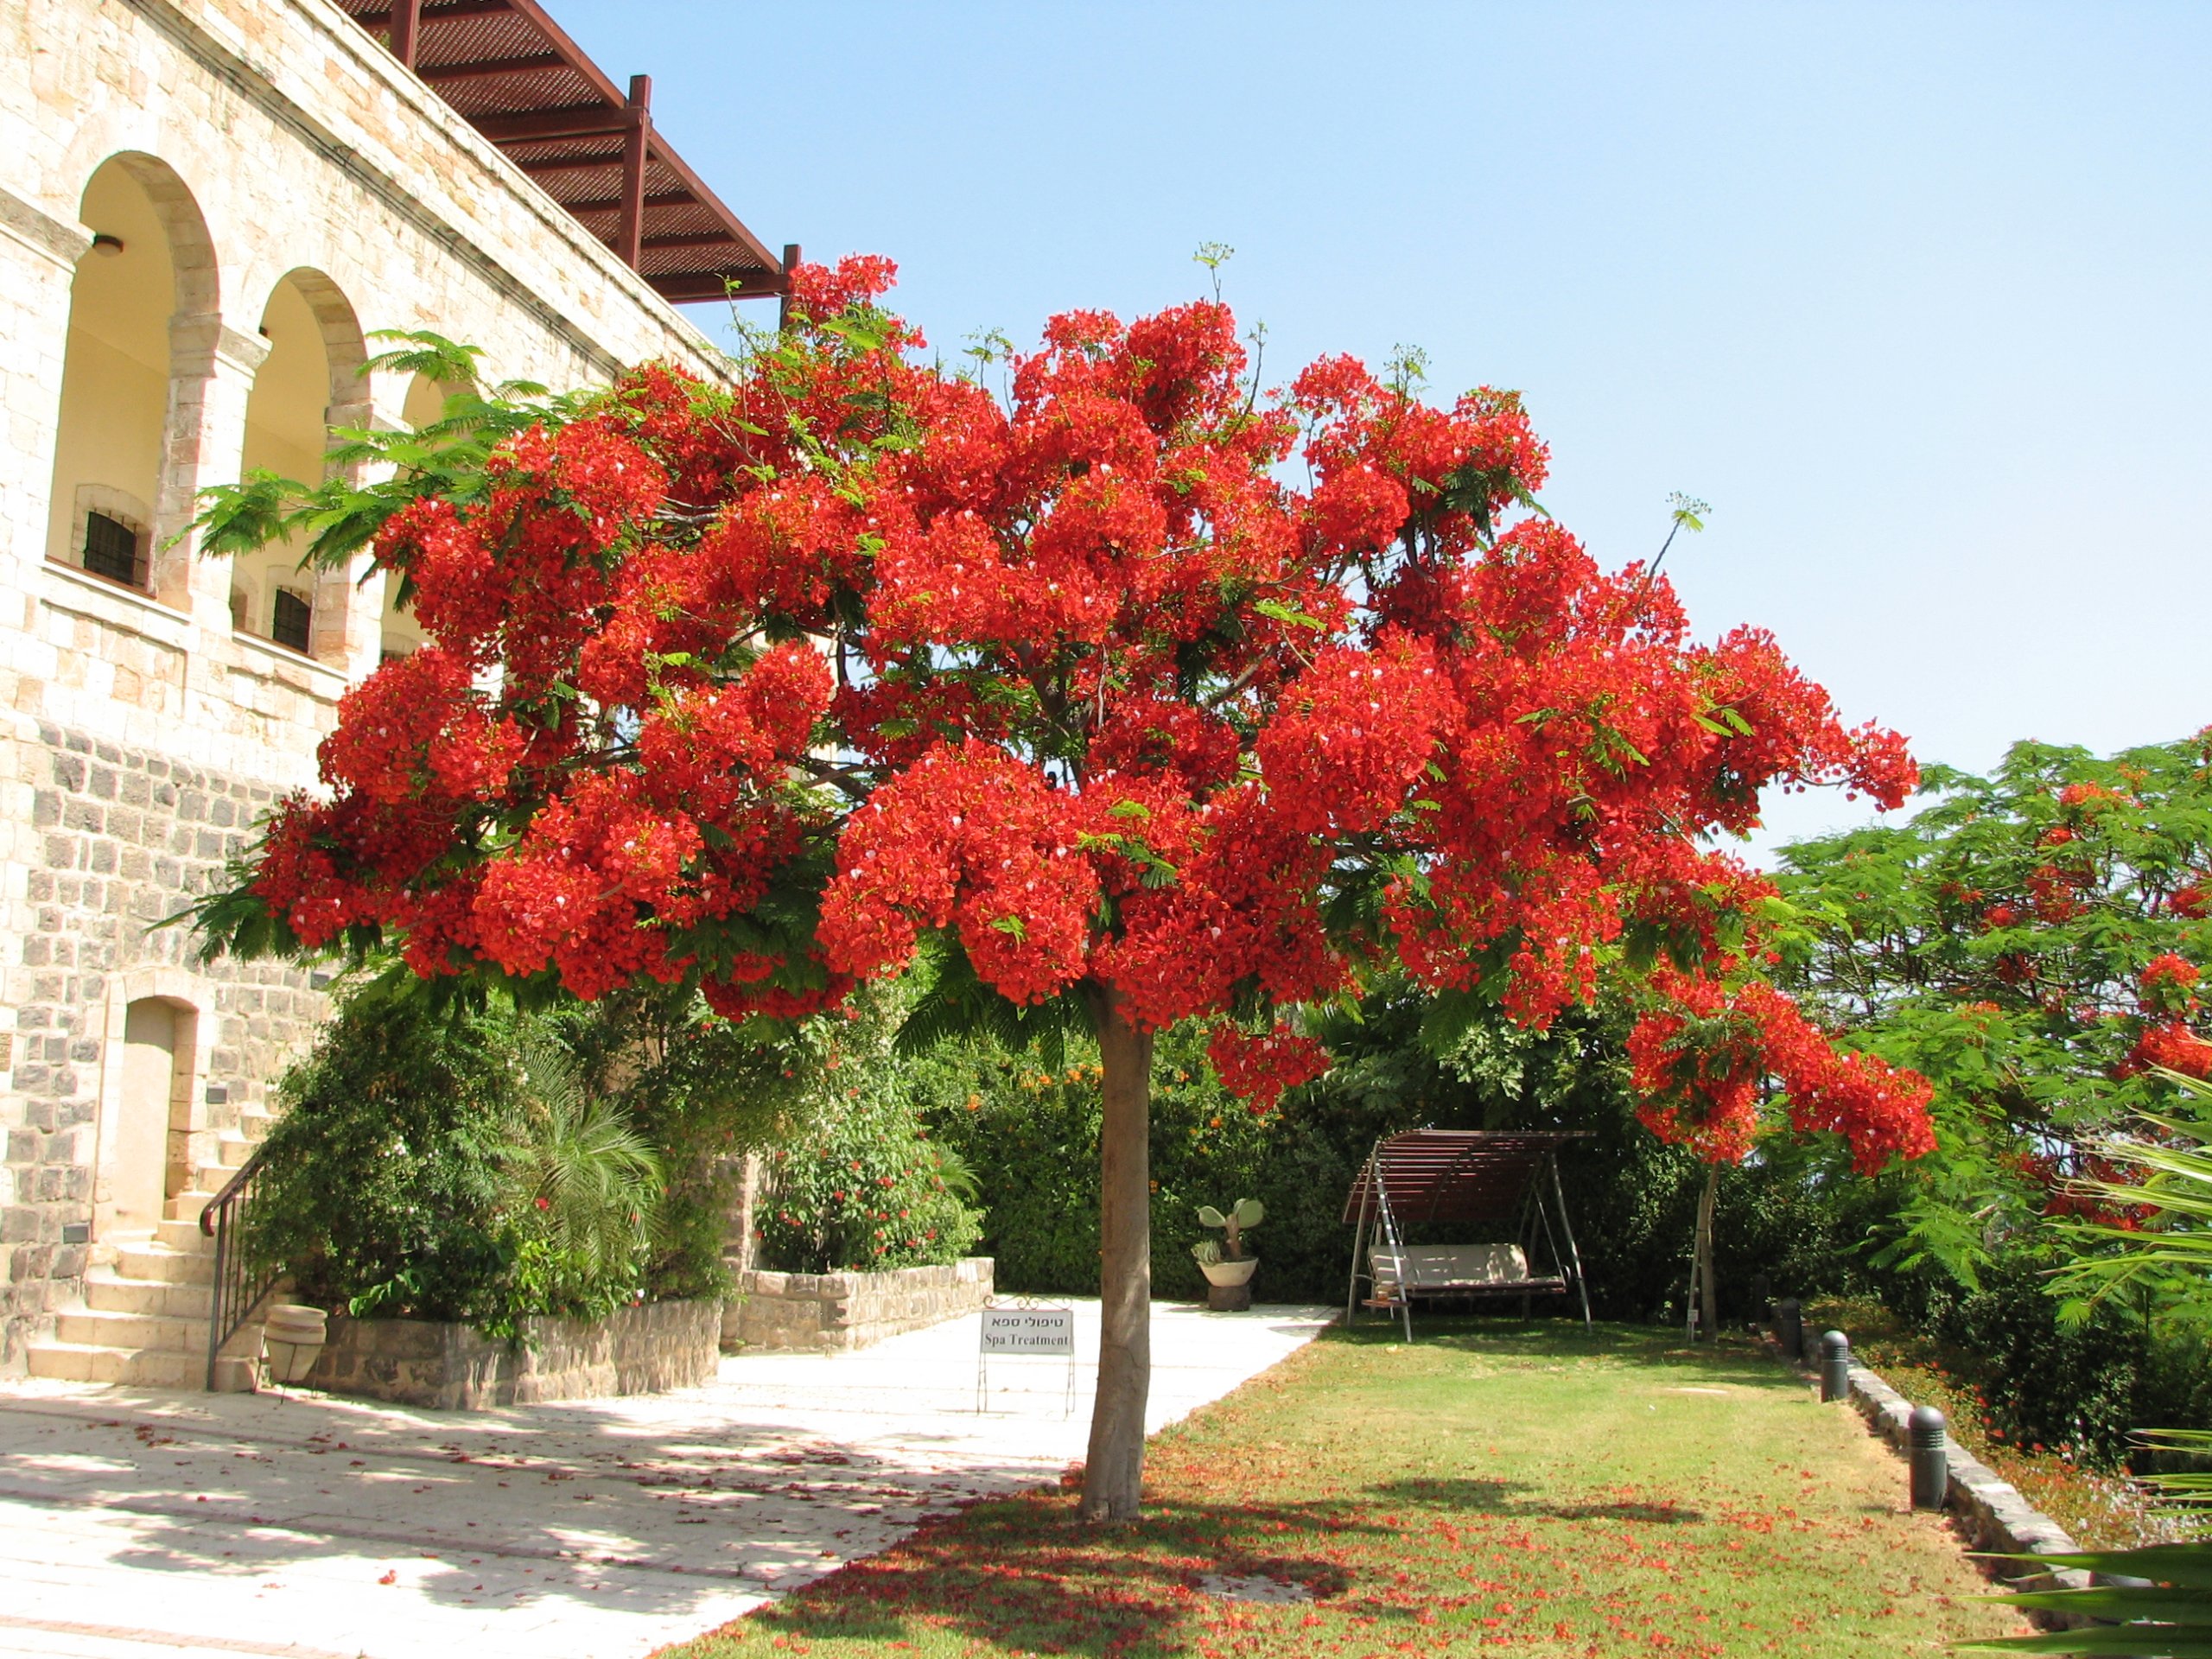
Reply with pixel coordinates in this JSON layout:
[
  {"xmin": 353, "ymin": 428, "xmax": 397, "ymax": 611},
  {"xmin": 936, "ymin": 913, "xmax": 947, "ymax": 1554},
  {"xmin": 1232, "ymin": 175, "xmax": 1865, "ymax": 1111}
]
[{"xmin": 261, "ymin": 1304, "xmax": 328, "ymax": 1385}]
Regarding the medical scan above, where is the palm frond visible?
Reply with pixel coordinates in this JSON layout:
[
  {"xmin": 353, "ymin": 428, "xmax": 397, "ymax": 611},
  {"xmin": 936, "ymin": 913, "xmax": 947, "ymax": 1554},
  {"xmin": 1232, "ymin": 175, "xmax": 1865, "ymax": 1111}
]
[
  {"xmin": 499, "ymin": 1027, "xmax": 662, "ymax": 1281},
  {"xmin": 1961, "ymin": 1541, "xmax": 2212, "ymax": 1652}
]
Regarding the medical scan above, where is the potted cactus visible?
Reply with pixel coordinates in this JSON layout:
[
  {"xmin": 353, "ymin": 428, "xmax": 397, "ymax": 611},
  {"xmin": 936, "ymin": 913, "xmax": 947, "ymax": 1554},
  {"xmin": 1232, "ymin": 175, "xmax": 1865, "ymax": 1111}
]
[{"xmin": 1192, "ymin": 1198, "xmax": 1263, "ymax": 1312}]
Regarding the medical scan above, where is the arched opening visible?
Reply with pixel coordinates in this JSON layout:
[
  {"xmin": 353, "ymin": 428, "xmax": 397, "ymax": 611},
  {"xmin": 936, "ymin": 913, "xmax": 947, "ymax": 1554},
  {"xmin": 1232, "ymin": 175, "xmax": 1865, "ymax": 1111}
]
[
  {"xmin": 377, "ymin": 370, "xmax": 448, "ymax": 663},
  {"xmin": 232, "ymin": 271, "xmax": 365, "ymax": 664},
  {"xmin": 111, "ymin": 997, "xmax": 195, "ymax": 1237},
  {"xmin": 44, "ymin": 160, "xmax": 202, "ymax": 594}
]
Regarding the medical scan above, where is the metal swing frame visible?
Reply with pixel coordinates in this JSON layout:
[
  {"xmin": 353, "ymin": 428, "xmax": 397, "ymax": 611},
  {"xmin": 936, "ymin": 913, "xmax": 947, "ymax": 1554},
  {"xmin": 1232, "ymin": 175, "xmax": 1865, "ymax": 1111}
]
[{"xmin": 1343, "ymin": 1129, "xmax": 1594, "ymax": 1341}]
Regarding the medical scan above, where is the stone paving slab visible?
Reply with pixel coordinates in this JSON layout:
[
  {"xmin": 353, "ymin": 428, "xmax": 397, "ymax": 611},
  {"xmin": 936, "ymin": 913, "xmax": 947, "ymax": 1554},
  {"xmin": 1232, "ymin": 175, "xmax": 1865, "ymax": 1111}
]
[{"xmin": 0, "ymin": 1300, "xmax": 1332, "ymax": 1659}]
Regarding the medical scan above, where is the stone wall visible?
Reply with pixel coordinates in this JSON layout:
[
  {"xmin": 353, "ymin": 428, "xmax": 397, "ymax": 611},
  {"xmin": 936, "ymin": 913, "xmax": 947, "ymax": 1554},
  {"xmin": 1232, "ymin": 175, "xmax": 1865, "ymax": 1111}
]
[
  {"xmin": 303, "ymin": 1299, "xmax": 721, "ymax": 1410},
  {"xmin": 0, "ymin": 0, "xmax": 777, "ymax": 1372},
  {"xmin": 726, "ymin": 1258, "xmax": 994, "ymax": 1354},
  {"xmin": 2, "ymin": 719, "xmax": 330, "ymax": 1363}
]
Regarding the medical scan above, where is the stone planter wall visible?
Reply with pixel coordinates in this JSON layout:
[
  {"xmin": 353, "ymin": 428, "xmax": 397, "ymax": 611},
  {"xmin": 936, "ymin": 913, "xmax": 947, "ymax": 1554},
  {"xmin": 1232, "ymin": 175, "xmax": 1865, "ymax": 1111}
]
[
  {"xmin": 725, "ymin": 1257, "xmax": 993, "ymax": 1353},
  {"xmin": 303, "ymin": 1299, "xmax": 719, "ymax": 1410}
]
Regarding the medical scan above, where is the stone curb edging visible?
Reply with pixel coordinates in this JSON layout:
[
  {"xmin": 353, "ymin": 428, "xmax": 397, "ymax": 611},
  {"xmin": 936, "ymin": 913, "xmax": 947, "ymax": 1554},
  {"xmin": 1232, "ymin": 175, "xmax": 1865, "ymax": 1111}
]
[{"xmin": 1775, "ymin": 1339, "xmax": 2096, "ymax": 1630}]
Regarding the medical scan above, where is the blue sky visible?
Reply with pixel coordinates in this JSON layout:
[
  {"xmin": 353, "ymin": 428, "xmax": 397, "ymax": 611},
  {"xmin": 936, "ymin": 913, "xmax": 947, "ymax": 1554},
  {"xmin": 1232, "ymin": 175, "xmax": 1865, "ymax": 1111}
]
[{"xmin": 560, "ymin": 2, "xmax": 2210, "ymax": 858}]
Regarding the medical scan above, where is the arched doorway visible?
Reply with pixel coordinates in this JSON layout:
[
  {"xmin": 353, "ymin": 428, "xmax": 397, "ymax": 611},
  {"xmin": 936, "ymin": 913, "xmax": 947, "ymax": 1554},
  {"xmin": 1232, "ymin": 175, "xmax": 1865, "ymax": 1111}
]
[
  {"xmin": 44, "ymin": 158, "xmax": 211, "ymax": 598},
  {"xmin": 110, "ymin": 998, "xmax": 194, "ymax": 1237}
]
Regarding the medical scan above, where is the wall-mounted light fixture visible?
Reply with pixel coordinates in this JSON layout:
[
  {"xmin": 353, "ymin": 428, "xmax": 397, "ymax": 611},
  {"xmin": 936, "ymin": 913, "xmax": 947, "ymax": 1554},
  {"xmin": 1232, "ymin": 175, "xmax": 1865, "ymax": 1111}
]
[{"xmin": 89, "ymin": 232, "xmax": 124, "ymax": 257}]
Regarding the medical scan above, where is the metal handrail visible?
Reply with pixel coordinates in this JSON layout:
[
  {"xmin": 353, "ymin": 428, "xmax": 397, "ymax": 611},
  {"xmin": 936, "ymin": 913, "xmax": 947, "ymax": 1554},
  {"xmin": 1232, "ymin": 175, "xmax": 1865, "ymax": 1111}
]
[{"xmin": 200, "ymin": 1144, "xmax": 275, "ymax": 1391}]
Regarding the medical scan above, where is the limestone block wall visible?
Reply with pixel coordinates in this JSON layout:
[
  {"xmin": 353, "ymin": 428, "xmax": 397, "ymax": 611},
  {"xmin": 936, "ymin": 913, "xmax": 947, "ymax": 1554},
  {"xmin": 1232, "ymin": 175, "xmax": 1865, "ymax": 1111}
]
[
  {"xmin": 6, "ymin": 719, "xmax": 330, "ymax": 1247},
  {"xmin": 0, "ymin": 0, "xmax": 778, "ymax": 1370},
  {"xmin": 304, "ymin": 1299, "xmax": 721, "ymax": 1410},
  {"xmin": 727, "ymin": 1259, "xmax": 995, "ymax": 1354}
]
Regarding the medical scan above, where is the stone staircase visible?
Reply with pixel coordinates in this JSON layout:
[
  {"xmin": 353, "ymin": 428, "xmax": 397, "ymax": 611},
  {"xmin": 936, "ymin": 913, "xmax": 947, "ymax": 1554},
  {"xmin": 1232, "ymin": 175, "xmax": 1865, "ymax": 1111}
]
[{"xmin": 26, "ymin": 1110, "xmax": 276, "ymax": 1390}]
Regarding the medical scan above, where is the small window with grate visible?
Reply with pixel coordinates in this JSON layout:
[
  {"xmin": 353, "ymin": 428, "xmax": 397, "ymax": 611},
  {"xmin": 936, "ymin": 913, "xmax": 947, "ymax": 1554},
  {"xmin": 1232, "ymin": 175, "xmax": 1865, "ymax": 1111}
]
[
  {"xmin": 81, "ymin": 511, "xmax": 144, "ymax": 588},
  {"xmin": 270, "ymin": 587, "xmax": 313, "ymax": 653}
]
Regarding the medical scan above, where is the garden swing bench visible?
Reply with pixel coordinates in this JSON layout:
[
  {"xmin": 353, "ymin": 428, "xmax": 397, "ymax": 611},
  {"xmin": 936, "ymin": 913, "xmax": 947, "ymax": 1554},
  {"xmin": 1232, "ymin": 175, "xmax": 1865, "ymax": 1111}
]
[{"xmin": 1343, "ymin": 1129, "xmax": 1594, "ymax": 1340}]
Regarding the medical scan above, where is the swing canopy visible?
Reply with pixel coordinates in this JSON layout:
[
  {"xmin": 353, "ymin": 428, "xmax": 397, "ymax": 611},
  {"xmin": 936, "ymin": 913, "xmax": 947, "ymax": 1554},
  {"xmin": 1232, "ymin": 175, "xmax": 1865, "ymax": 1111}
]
[{"xmin": 1343, "ymin": 1129, "xmax": 1594, "ymax": 1336}]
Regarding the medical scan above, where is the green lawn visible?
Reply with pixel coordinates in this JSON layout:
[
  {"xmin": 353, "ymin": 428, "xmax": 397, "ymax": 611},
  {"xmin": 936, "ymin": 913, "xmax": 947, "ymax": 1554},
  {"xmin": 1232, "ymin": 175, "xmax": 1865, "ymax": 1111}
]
[{"xmin": 659, "ymin": 1320, "xmax": 2030, "ymax": 1657}]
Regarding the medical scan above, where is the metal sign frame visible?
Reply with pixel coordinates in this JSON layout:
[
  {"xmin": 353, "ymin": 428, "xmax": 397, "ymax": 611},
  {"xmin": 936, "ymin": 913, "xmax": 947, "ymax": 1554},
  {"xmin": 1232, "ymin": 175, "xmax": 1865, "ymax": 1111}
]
[{"xmin": 976, "ymin": 1295, "xmax": 1077, "ymax": 1416}]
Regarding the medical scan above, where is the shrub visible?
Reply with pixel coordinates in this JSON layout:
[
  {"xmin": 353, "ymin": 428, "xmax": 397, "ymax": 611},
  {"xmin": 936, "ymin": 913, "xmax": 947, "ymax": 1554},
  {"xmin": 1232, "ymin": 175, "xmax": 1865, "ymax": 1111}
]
[
  {"xmin": 248, "ymin": 974, "xmax": 842, "ymax": 1332},
  {"xmin": 245, "ymin": 987, "xmax": 524, "ymax": 1329},
  {"xmin": 753, "ymin": 1100, "xmax": 982, "ymax": 1274},
  {"xmin": 753, "ymin": 991, "xmax": 985, "ymax": 1274},
  {"xmin": 490, "ymin": 1031, "xmax": 662, "ymax": 1321}
]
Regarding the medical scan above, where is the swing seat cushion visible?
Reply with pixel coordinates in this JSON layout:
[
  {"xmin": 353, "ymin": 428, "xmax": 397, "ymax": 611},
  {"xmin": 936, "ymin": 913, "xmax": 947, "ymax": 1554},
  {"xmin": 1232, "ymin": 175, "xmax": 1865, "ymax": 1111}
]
[{"xmin": 1371, "ymin": 1243, "xmax": 1529, "ymax": 1291}]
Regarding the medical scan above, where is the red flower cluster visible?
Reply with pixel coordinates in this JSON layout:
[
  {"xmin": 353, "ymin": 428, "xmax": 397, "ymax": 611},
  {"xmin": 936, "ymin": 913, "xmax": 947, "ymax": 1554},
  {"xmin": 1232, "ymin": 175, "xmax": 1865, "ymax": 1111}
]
[
  {"xmin": 1630, "ymin": 974, "xmax": 1936, "ymax": 1173},
  {"xmin": 2140, "ymin": 952, "xmax": 2202, "ymax": 1001},
  {"xmin": 2014, "ymin": 1149, "xmax": 2152, "ymax": 1230},
  {"xmin": 2131, "ymin": 955, "xmax": 2212, "ymax": 1078},
  {"xmin": 1204, "ymin": 1024, "xmax": 1332, "ymax": 1114},
  {"xmin": 234, "ymin": 257, "xmax": 1929, "ymax": 1153}
]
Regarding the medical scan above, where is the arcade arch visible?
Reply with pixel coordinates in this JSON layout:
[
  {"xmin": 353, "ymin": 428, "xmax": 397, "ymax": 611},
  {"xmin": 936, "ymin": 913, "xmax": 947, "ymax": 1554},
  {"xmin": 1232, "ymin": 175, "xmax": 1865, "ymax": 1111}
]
[
  {"xmin": 231, "ymin": 269, "xmax": 367, "ymax": 664},
  {"xmin": 44, "ymin": 155, "xmax": 217, "ymax": 604},
  {"xmin": 375, "ymin": 370, "xmax": 448, "ymax": 662}
]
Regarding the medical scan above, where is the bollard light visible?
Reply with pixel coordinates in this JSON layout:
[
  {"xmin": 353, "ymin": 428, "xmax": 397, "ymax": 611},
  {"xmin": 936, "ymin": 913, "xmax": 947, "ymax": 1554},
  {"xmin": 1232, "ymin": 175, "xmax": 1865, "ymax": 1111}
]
[
  {"xmin": 1776, "ymin": 1297, "xmax": 1802, "ymax": 1360},
  {"xmin": 1820, "ymin": 1330, "xmax": 1851, "ymax": 1402},
  {"xmin": 1910, "ymin": 1405, "xmax": 1948, "ymax": 1510}
]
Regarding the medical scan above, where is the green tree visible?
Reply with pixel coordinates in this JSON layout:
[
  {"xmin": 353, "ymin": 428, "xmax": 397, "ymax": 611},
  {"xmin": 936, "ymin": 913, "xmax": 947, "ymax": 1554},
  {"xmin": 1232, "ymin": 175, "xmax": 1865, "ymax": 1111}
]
[{"xmin": 1775, "ymin": 733, "xmax": 2212, "ymax": 1291}]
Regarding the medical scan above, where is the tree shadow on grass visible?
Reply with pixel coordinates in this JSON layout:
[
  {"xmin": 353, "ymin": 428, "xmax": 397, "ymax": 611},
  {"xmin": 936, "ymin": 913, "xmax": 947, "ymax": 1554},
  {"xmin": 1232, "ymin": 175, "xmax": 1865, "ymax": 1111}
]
[
  {"xmin": 1366, "ymin": 1475, "xmax": 1706, "ymax": 1524},
  {"xmin": 711, "ymin": 1489, "xmax": 1425, "ymax": 1658}
]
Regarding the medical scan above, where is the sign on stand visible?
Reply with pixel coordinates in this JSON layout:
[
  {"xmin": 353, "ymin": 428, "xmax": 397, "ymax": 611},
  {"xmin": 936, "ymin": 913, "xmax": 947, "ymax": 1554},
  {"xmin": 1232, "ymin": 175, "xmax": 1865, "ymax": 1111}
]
[{"xmin": 976, "ymin": 1299, "xmax": 1077, "ymax": 1415}]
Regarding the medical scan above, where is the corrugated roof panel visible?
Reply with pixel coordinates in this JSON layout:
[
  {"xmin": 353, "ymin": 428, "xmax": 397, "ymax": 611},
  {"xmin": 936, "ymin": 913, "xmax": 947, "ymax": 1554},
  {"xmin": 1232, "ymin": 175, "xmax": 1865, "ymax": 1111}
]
[{"xmin": 335, "ymin": 0, "xmax": 786, "ymax": 303}]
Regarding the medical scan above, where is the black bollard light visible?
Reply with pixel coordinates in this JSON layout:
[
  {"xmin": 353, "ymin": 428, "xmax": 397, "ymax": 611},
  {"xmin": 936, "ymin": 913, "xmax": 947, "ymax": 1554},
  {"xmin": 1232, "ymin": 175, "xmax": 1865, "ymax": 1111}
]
[
  {"xmin": 1820, "ymin": 1330, "xmax": 1851, "ymax": 1402},
  {"xmin": 1776, "ymin": 1297, "xmax": 1802, "ymax": 1360},
  {"xmin": 1910, "ymin": 1405, "xmax": 1948, "ymax": 1510}
]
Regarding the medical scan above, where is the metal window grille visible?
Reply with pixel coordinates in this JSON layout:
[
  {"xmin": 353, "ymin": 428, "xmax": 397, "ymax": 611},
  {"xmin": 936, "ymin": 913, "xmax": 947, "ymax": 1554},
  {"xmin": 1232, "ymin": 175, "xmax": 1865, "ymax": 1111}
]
[
  {"xmin": 271, "ymin": 587, "xmax": 313, "ymax": 653},
  {"xmin": 82, "ymin": 511, "xmax": 144, "ymax": 588}
]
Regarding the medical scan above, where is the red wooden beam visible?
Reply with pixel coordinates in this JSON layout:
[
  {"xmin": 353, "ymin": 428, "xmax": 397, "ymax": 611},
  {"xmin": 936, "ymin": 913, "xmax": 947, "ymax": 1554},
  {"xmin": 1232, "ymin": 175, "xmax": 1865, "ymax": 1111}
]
[
  {"xmin": 470, "ymin": 104, "xmax": 630, "ymax": 142},
  {"xmin": 639, "ymin": 230, "xmax": 742, "ymax": 252},
  {"xmin": 417, "ymin": 50, "xmax": 568, "ymax": 84},
  {"xmin": 386, "ymin": 0, "xmax": 422, "ymax": 67},
  {"xmin": 353, "ymin": 0, "xmax": 510, "ymax": 24},
  {"xmin": 650, "ymin": 270, "xmax": 784, "ymax": 303},
  {"xmin": 779, "ymin": 242, "xmax": 801, "ymax": 331},
  {"xmin": 616, "ymin": 73, "xmax": 651, "ymax": 270},
  {"xmin": 507, "ymin": 153, "xmax": 628, "ymax": 178}
]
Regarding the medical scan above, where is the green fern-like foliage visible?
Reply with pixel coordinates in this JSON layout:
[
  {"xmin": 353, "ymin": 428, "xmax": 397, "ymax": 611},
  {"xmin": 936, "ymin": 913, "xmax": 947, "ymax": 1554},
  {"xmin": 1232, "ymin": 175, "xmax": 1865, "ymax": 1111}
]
[
  {"xmin": 1961, "ymin": 1543, "xmax": 2212, "ymax": 1652},
  {"xmin": 2052, "ymin": 1069, "xmax": 2212, "ymax": 1322},
  {"xmin": 496, "ymin": 1029, "xmax": 663, "ymax": 1292},
  {"xmin": 181, "ymin": 327, "xmax": 569, "ymax": 586}
]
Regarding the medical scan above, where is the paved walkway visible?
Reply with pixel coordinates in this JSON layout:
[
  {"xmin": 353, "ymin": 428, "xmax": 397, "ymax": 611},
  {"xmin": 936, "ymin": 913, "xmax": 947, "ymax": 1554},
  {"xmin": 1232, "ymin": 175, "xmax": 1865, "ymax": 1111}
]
[{"xmin": 0, "ymin": 1300, "xmax": 1332, "ymax": 1659}]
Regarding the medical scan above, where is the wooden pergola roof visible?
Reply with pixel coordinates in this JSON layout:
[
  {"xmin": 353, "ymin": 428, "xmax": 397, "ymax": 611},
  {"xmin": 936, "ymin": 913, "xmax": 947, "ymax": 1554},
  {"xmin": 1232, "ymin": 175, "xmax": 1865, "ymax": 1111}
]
[
  {"xmin": 1340, "ymin": 1130, "xmax": 1592, "ymax": 1227},
  {"xmin": 341, "ymin": 0, "xmax": 789, "ymax": 304}
]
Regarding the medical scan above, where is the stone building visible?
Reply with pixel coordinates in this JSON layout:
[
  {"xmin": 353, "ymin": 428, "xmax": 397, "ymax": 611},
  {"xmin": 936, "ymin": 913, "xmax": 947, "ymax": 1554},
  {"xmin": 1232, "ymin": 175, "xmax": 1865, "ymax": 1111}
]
[{"xmin": 0, "ymin": 0, "xmax": 786, "ymax": 1381}]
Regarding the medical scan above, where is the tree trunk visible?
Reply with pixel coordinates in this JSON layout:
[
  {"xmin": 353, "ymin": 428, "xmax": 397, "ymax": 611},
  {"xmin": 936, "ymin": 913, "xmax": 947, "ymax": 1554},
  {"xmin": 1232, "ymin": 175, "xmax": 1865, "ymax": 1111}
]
[
  {"xmin": 1079, "ymin": 982, "xmax": 1154, "ymax": 1522},
  {"xmin": 1695, "ymin": 1164, "xmax": 1719, "ymax": 1341},
  {"xmin": 731, "ymin": 1150, "xmax": 762, "ymax": 1273}
]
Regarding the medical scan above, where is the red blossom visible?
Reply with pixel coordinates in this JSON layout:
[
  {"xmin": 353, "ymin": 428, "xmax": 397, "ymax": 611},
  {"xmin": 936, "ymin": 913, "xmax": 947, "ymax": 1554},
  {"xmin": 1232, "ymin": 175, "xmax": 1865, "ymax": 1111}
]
[{"xmin": 224, "ymin": 257, "xmax": 1929, "ymax": 1154}]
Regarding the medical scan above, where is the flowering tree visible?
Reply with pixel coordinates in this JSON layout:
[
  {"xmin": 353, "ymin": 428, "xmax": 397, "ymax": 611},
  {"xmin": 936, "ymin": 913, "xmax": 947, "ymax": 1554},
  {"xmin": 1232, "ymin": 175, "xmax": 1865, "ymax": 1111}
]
[
  {"xmin": 1775, "ymin": 735, "xmax": 2212, "ymax": 1290},
  {"xmin": 196, "ymin": 258, "xmax": 1933, "ymax": 1519}
]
